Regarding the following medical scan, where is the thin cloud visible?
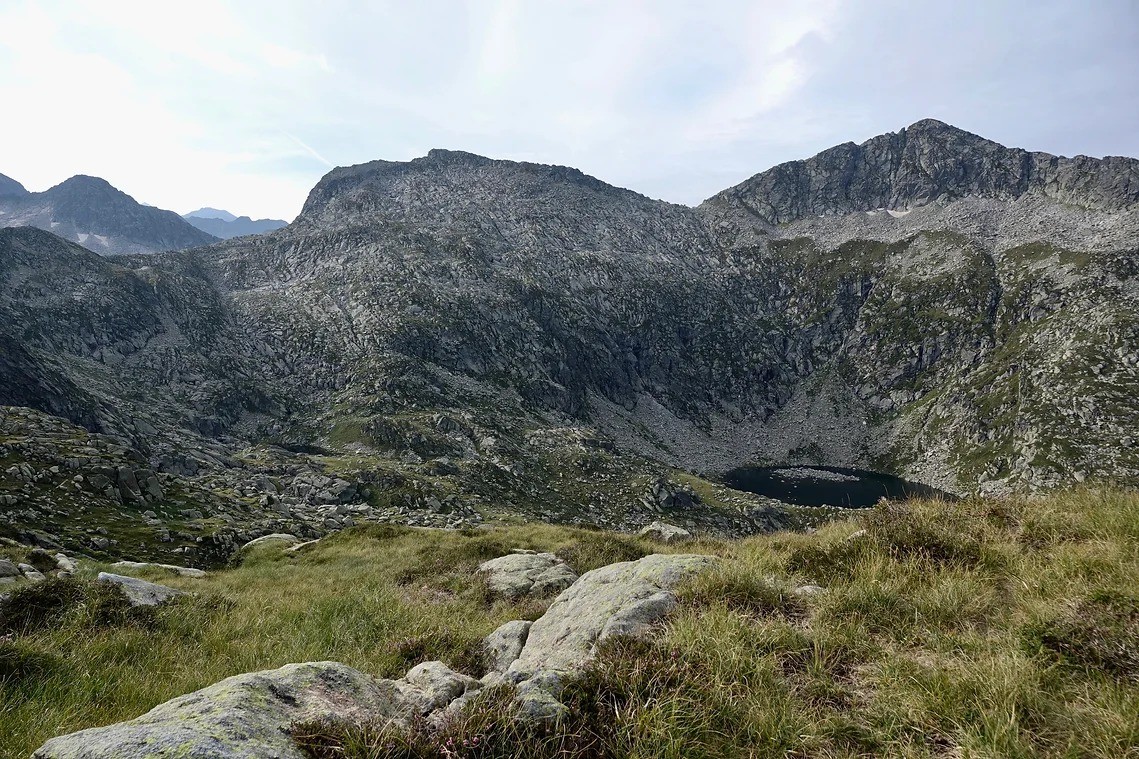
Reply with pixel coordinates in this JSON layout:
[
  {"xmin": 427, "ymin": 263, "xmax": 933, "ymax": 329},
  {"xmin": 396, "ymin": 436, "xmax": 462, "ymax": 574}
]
[
  {"xmin": 0, "ymin": 0, "xmax": 1134, "ymax": 219},
  {"xmin": 281, "ymin": 132, "xmax": 335, "ymax": 168}
]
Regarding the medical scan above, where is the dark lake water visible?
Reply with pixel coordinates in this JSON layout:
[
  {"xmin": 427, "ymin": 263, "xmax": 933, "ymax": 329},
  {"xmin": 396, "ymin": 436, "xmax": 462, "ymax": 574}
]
[{"xmin": 721, "ymin": 465, "xmax": 952, "ymax": 508}]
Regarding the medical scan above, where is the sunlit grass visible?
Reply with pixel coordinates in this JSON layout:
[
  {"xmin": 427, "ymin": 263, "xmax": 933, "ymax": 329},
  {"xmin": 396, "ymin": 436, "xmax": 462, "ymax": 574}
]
[{"xmin": 4, "ymin": 488, "xmax": 1139, "ymax": 758}]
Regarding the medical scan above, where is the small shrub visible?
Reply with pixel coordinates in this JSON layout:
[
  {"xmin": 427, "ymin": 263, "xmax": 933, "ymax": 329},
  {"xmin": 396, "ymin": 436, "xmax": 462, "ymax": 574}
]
[
  {"xmin": 785, "ymin": 539, "xmax": 868, "ymax": 582},
  {"xmin": 397, "ymin": 535, "xmax": 514, "ymax": 587},
  {"xmin": 555, "ymin": 534, "xmax": 647, "ymax": 575},
  {"xmin": 862, "ymin": 503, "xmax": 992, "ymax": 570},
  {"xmin": 0, "ymin": 577, "xmax": 87, "ymax": 635},
  {"xmin": 24, "ymin": 548, "xmax": 58, "ymax": 573},
  {"xmin": 679, "ymin": 566, "xmax": 805, "ymax": 619},
  {"xmin": 385, "ymin": 631, "xmax": 489, "ymax": 678},
  {"xmin": 80, "ymin": 582, "xmax": 159, "ymax": 630},
  {"xmin": 0, "ymin": 638, "xmax": 59, "ymax": 681},
  {"xmin": 294, "ymin": 687, "xmax": 558, "ymax": 759},
  {"xmin": 1028, "ymin": 591, "xmax": 1139, "ymax": 682}
]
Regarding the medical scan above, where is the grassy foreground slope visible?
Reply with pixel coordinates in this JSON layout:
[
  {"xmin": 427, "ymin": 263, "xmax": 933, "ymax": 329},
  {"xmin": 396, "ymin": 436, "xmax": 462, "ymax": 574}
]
[{"xmin": 2, "ymin": 490, "xmax": 1138, "ymax": 758}]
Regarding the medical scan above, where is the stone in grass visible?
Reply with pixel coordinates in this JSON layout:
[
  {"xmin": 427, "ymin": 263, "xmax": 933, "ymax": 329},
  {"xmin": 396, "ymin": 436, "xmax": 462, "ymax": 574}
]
[
  {"xmin": 96, "ymin": 573, "xmax": 184, "ymax": 607},
  {"xmin": 483, "ymin": 619, "xmax": 532, "ymax": 673},
  {"xmin": 240, "ymin": 533, "xmax": 300, "ymax": 552},
  {"xmin": 505, "ymin": 553, "xmax": 718, "ymax": 719},
  {"xmin": 34, "ymin": 661, "xmax": 480, "ymax": 758},
  {"xmin": 110, "ymin": 561, "xmax": 207, "ymax": 578},
  {"xmin": 637, "ymin": 521, "xmax": 692, "ymax": 544},
  {"xmin": 0, "ymin": 559, "xmax": 20, "ymax": 578},
  {"xmin": 477, "ymin": 551, "xmax": 578, "ymax": 599},
  {"xmin": 18, "ymin": 564, "xmax": 46, "ymax": 582}
]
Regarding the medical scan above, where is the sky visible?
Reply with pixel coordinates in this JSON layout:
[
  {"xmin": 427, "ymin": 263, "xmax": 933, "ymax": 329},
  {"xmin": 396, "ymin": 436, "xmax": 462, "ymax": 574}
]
[{"xmin": 0, "ymin": 0, "xmax": 1136, "ymax": 221}]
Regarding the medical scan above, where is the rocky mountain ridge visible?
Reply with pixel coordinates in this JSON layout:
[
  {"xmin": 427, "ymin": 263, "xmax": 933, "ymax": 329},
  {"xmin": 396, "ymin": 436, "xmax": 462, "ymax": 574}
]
[
  {"xmin": 0, "ymin": 173, "xmax": 217, "ymax": 255},
  {"xmin": 703, "ymin": 118, "xmax": 1139, "ymax": 227},
  {"xmin": 0, "ymin": 119, "xmax": 1136, "ymax": 563}
]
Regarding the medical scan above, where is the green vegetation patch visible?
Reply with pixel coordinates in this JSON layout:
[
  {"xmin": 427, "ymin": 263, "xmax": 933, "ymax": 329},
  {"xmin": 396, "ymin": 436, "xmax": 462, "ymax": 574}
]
[{"xmin": 4, "ymin": 491, "xmax": 1139, "ymax": 758}]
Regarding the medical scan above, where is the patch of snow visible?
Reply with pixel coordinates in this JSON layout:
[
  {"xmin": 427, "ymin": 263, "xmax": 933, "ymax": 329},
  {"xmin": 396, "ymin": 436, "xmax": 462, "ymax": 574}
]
[{"xmin": 887, "ymin": 209, "xmax": 912, "ymax": 218}]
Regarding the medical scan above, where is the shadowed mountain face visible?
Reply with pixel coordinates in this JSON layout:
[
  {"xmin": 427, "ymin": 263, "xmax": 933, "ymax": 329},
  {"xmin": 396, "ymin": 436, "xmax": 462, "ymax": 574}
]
[
  {"xmin": 1, "ymin": 120, "xmax": 1137, "ymax": 560},
  {"xmin": 0, "ymin": 172, "xmax": 28, "ymax": 199},
  {"xmin": 0, "ymin": 175, "xmax": 217, "ymax": 255}
]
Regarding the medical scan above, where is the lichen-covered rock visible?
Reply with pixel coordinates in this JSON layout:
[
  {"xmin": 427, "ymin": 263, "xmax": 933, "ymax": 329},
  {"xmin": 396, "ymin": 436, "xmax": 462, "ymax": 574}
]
[
  {"xmin": 638, "ymin": 521, "xmax": 692, "ymax": 544},
  {"xmin": 109, "ymin": 561, "xmax": 207, "ymax": 578},
  {"xmin": 33, "ymin": 661, "xmax": 430, "ymax": 759},
  {"xmin": 403, "ymin": 661, "xmax": 480, "ymax": 711},
  {"xmin": 508, "ymin": 553, "xmax": 715, "ymax": 677},
  {"xmin": 483, "ymin": 619, "xmax": 532, "ymax": 672},
  {"xmin": 0, "ymin": 559, "xmax": 19, "ymax": 577},
  {"xmin": 96, "ymin": 573, "xmax": 183, "ymax": 607},
  {"xmin": 477, "ymin": 551, "xmax": 578, "ymax": 599},
  {"xmin": 240, "ymin": 533, "xmax": 300, "ymax": 552},
  {"xmin": 504, "ymin": 553, "xmax": 717, "ymax": 718}
]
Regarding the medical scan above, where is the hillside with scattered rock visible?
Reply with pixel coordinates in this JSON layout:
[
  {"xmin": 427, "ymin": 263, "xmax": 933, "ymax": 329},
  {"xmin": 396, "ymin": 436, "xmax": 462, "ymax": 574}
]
[{"xmin": 0, "ymin": 119, "xmax": 1137, "ymax": 565}]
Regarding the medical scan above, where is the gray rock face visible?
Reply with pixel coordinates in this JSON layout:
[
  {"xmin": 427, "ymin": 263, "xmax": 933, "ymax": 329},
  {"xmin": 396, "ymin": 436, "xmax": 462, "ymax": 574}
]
[
  {"xmin": 32, "ymin": 661, "xmax": 447, "ymax": 759},
  {"xmin": 501, "ymin": 553, "xmax": 717, "ymax": 718},
  {"xmin": 0, "ymin": 559, "xmax": 20, "ymax": 577},
  {"xmin": 483, "ymin": 620, "xmax": 532, "ymax": 673},
  {"xmin": 507, "ymin": 553, "xmax": 716, "ymax": 678},
  {"xmin": 703, "ymin": 119, "xmax": 1139, "ymax": 225},
  {"xmin": 477, "ymin": 551, "xmax": 578, "ymax": 598},
  {"xmin": 96, "ymin": 573, "xmax": 184, "ymax": 607},
  {"xmin": 638, "ymin": 521, "xmax": 692, "ymax": 544},
  {"xmin": 0, "ymin": 175, "xmax": 217, "ymax": 256},
  {"xmin": 0, "ymin": 172, "xmax": 27, "ymax": 199}
]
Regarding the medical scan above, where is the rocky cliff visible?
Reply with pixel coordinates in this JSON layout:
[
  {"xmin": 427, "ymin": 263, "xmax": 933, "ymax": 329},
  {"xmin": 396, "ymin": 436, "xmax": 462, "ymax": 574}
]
[{"xmin": 0, "ymin": 120, "xmax": 1136, "ymax": 562}]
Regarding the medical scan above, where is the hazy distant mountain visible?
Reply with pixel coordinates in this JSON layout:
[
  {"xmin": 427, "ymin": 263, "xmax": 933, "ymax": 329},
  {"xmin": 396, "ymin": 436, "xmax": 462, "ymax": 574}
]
[
  {"xmin": 0, "ymin": 174, "xmax": 216, "ymax": 254},
  {"xmin": 182, "ymin": 210, "xmax": 287, "ymax": 239},
  {"xmin": 0, "ymin": 172, "xmax": 28, "ymax": 199},
  {"xmin": 185, "ymin": 207, "xmax": 237, "ymax": 222}
]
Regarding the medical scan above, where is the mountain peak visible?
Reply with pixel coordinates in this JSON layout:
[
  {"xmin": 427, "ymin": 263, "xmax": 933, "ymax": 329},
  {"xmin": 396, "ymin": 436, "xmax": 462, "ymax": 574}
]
[
  {"xmin": 0, "ymin": 172, "xmax": 28, "ymax": 199},
  {"xmin": 704, "ymin": 119, "xmax": 1139, "ymax": 223},
  {"xmin": 0, "ymin": 174, "xmax": 217, "ymax": 254}
]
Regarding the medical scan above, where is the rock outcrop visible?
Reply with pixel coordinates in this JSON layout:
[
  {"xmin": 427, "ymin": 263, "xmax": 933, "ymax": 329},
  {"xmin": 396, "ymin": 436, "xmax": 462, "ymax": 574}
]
[
  {"xmin": 33, "ymin": 660, "xmax": 477, "ymax": 759},
  {"xmin": 495, "ymin": 553, "xmax": 718, "ymax": 718},
  {"xmin": 638, "ymin": 521, "xmax": 692, "ymax": 544},
  {"xmin": 477, "ymin": 551, "xmax": 578, "ymax": 598},
  {"xmin": 96, "ymin": 573, "xmax": 184, "ymax": 607}
]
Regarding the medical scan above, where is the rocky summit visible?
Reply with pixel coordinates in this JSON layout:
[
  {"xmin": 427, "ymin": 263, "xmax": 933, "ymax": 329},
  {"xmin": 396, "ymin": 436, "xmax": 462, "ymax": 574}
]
[
  {"xmin": 0, "ymin": 174, "xmax": 216, "ymax": 255},
  {"xmin": 1, "ymin": 119, "xmax": 1137, "ymax": 567}
]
